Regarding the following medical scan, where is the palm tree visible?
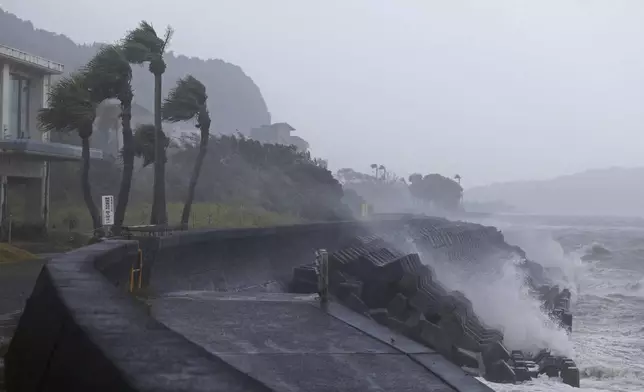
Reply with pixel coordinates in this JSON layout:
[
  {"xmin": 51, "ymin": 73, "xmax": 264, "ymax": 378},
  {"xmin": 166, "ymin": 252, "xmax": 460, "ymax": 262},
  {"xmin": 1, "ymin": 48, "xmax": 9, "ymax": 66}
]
[
  {"xmin": 122, "ymin": 21, "xmax": 173, "ymax": 225},
  {"xmin": 84, "ymin": 44, "xmax": 134, "ymax": 234},
  {"xmin": 38, "ymin": 73, "xmax": 101, "ymax": 230},
  {"xmin": 379, "ymin": 165, "xmax": 387, "ymax": 181},
  {"xmin": 454, "ymin": 174, "xmax": 462, "ymax": 185},
  {"xmin": 162, "ymin": 75, "xmax": 210, "ymax": 227},
  {"xmin": 370, "ymin": 163, "xmax": 378, "ymax": 179}
]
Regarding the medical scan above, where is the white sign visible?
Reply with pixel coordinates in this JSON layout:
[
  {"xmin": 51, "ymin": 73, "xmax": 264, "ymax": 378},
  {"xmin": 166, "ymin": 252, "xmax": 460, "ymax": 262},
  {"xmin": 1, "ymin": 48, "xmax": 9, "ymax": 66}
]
[{"xmin": 101, "ymin": 195, "xmax": 115, "ymax": 226}]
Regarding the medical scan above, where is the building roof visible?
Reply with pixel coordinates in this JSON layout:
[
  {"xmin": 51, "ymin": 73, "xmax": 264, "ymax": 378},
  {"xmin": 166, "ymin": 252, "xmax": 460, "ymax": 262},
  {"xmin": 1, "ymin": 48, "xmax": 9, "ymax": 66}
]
[
  {"xmin": 0, "ymin": 43, "xmax": 64, "ymax": 74},
  {"xmin": 272, "ymin": 122, "xmax": 295, "ymax": 131}
]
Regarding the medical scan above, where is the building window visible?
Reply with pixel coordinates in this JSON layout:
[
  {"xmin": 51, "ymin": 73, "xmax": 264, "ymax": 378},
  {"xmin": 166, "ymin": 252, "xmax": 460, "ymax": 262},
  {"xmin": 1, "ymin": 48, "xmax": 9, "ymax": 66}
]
[{"xmin": 9, "ymin": 76, "xmax": 31, "ymax": 139}]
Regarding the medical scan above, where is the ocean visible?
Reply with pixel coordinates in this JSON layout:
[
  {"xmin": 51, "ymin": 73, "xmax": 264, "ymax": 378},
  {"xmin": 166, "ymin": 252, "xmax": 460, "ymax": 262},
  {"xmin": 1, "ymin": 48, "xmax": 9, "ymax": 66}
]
[{"xmin": 450, "ymin": 214, "xmax": 644, "ymax": 392}]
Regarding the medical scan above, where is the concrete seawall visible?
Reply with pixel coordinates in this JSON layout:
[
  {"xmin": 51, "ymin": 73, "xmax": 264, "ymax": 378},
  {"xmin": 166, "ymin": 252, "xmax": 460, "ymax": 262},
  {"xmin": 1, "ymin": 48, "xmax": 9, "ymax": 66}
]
[
  {"xmin": 4, "ymin": 241, "xmax": 273, "ymax": 392},
  {"xmin": 140, "ymin": 216, "xmax": 508, "ymax": 296},
  {"xmin": 5, "ymin": 216, "xmax": 565, "ymax": 391}
]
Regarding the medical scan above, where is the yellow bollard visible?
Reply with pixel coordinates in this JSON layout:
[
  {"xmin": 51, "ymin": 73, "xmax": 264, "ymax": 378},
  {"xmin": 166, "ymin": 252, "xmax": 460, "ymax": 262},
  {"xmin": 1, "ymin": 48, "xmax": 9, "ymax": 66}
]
[{"xmin": 129, "ymin": 248, "xmax": 144, "ymax": 292}]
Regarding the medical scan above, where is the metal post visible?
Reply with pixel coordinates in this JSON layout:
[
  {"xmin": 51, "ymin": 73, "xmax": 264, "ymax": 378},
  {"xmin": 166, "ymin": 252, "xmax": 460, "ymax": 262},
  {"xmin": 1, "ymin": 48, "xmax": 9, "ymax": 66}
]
[
  {"xmin": 137, "ymin": 248, "xmax": 143, "ymax": 289},
  {"xmin": 7, "ymin": 213, "xmax": 12, "ymax": 244},
  {"xmin": 316, "ymin": 249, "xmax": 329, "ymax": 306}
]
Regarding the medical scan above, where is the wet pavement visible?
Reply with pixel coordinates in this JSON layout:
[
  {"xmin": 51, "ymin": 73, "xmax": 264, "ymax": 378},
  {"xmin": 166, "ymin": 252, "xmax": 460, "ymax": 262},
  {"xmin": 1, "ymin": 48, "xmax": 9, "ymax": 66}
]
[
  {"xmin": 151, "ymin": 292, "xmax": 464, "ymax": 392},
  {"xmin": 0, "ymin": 259, "xmax": 45, "ymax": 391},
  {"xmin": 0, "ymin": 260, "xmax": 44, "ymax": 346}
]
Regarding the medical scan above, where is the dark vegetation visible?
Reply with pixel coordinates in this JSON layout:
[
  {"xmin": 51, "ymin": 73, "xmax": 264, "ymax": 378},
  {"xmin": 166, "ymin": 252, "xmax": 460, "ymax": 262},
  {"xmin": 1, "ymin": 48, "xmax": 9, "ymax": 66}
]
[
  {"xmin": 338, "ymin": 167, "xmax": 464, "ymax": 215},
  {"xmin": 47, "ymin": 134, "xmax": 350, "ymax": 231},
  {"xmin": 166, "ymin": 135, "xmax": 349, "ymax": 221},
  {"xmin": 408, "ymin": 173, "xmax": 463, "ymax": 211}
]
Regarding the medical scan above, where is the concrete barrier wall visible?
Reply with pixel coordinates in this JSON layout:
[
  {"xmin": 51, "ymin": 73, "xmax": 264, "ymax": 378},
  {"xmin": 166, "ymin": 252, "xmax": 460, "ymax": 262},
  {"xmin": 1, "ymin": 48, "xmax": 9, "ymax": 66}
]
[
  {"xmin": 4, "ymin": 240, "xmax": 274, "ymax": 392},
  {"xmin": 142, "ymin": 217, "xmax": 511, "ymax": 295},
  {"xmin": 5, "ymin": 217, "xmax": 515, "ymax": 392},
  {"xmin": 144, "ymin": 221, "xmax": 370, "ymax": 294}
]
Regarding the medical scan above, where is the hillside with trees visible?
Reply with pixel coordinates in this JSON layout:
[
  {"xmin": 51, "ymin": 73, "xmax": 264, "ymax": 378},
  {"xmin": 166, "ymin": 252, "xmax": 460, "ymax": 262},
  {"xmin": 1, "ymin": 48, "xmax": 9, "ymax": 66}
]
[{"xmin": 0, "ymin": 8, "xmax": 270, "ymax": 136}]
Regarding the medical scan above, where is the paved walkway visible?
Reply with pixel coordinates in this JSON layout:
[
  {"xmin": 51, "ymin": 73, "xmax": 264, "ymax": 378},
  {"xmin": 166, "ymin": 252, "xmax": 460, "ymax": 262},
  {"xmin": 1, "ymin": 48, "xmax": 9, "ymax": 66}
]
[
  {"xmin": 0, "ymin": 260, "xmax": 44, "ymax": 346},
  {"xmin": 152, "ymin": 292, "xmax": 493, "ymax": 392},
  {"xmin": 0, "ymin": 259, "xmax": 44, "ymax": 390}
]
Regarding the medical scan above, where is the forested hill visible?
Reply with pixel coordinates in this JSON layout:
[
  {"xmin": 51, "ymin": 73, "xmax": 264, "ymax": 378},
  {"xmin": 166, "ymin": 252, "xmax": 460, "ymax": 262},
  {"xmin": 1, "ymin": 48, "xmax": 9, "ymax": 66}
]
[{"xmin": 0, "ymin": 9, "xmax": 271, "ymax": 135}]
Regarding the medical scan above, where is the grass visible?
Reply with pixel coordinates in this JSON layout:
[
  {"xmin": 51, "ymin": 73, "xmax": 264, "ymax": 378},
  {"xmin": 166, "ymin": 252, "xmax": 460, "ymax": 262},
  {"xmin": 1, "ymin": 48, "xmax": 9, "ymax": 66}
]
[
  {"xmin": 2, "ymin": 202, "xmax": 299, "ymax": 253},
  {"xmin": 0, "ymin": 243, "xmax": 39, "ymax": 263},
  {"xmin": 49, "ymin": 202, "xmax": 300, "ymax": 233}
]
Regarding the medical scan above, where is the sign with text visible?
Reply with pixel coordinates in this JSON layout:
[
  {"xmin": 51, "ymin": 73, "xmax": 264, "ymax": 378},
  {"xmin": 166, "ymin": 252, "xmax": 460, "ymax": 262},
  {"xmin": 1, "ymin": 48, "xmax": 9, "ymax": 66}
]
[{"xmin": 101, "ymin": 195, "xmax": 115, "ymax": 226}]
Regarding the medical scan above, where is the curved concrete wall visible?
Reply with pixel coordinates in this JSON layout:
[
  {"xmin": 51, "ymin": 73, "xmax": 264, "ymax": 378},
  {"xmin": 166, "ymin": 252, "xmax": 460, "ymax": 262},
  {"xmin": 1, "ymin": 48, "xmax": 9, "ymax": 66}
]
[
  {"xmin": 4, "ymin": 240, "xmax": 273, "ymax": 392},
  {"xmin": 5, "ymin": 217, "xmax": 513, "ymax": 392}
]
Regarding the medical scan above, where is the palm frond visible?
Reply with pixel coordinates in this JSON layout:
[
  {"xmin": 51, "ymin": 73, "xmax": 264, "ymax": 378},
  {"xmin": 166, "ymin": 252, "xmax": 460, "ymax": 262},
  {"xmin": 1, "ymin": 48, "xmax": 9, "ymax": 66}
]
[
  {"xmin": 38, "ymin": 72, "xmax": 95, "ymax": 137},
  {"xmin": 161, "ymin": 25, "xmax": 174, "ymax": 52},
  {"xmin": 122, "ymin": 20, "xmax": 165, "ymax": 64},
  {"xmin": 162, "ymin": 75, "xmax": 207, "ymax": 123},
  {"xmin": 83, "ymin": 44, "xmax": 132, "ymax": 101}
]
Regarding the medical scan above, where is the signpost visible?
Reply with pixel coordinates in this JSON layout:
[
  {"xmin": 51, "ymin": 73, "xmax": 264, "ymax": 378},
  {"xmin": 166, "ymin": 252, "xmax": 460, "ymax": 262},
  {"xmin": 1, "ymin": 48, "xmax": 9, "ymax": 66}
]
[{"xmin": 101, "ymin": 195, "xmax": 114, "ymax": 231}]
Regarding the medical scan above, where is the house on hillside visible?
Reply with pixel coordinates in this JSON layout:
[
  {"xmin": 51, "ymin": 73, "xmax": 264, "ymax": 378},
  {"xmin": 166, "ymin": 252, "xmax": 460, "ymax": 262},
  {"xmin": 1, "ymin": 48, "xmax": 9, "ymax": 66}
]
[
  {"xmin": 249, "ymin": 122, "xmax": 309, "ymax": 153},
  {"xmin": 0, "ymin": 43, "xmax": 102, "ymax": 233}
]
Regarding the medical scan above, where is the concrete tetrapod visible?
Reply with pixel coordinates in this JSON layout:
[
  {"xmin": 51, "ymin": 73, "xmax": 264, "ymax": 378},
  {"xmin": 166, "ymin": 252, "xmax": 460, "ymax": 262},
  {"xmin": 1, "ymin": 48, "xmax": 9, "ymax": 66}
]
[{"xmin": 290, "ymin": 234, "xmax": 580, "ymax": 388}]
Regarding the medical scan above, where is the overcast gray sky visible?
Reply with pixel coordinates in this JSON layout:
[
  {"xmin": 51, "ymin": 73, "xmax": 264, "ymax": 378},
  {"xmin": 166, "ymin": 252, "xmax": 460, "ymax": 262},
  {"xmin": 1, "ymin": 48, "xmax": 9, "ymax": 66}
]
[{"xmin": 2, "ymin": 0, "xmax": 644, "ymax": 186}]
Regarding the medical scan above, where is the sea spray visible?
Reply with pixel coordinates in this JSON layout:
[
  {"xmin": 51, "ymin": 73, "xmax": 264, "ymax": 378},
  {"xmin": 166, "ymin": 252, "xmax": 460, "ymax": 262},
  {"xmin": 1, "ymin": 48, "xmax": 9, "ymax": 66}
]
[{"xmin": 407, "ymin": 229, "xmax": 577, "ymax": 357}]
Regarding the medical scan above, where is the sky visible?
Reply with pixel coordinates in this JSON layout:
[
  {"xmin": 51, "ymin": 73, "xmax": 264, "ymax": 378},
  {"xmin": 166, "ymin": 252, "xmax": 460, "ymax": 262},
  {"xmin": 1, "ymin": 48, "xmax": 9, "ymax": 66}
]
[{"xmin": 2, "ymin": 0, "xmax": 644, "ymax": 187}]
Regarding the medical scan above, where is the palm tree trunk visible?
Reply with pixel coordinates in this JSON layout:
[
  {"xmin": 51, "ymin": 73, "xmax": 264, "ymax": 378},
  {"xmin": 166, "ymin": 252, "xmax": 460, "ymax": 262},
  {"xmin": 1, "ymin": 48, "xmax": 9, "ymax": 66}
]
[
  {"xmin": 151, "ymin": 73, "xmax": 168, "ymax": 225},
  {"xmin": 113, "ymin": 94, "xmax": 134, "ymax": 235},
  {"xmin": 180, "ymin": 130, "xmax": 209, "ymax": 226},
  {"xmin": 80, "ymin": 136, "xmax": 100, "ymax": 230}
]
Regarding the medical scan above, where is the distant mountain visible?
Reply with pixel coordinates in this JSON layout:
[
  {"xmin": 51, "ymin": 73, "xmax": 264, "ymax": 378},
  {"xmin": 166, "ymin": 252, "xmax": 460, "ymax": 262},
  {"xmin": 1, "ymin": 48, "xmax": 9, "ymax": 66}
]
[
  {"xmin": 465, "ymin": 167, "xmax": 644, "ymax": 217},
  {"xmin": 0, "ymin": 9, "xmax": 270, "ymax": 135},
  {"xmin": 464, "ymin": 167, "xmax": 644, "ymax": 216}
]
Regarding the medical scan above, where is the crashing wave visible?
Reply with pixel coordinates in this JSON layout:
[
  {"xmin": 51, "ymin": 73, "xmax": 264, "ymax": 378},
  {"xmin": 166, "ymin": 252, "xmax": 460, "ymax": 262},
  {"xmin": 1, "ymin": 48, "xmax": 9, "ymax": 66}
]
[
  {"xmin": 581, "ymin": 243, "xmax": 612, "ymax": 261},
  {"xmin": 289, "ymin": 219, "xmax": 580, "ymax": 387}
]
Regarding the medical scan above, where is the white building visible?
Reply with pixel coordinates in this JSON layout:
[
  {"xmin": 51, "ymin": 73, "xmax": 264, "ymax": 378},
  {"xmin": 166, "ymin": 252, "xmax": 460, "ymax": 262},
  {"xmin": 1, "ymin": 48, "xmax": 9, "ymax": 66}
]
[
  {"xmin": 249, "ymin": 122, "xmax": 310, "ymax": 153},
  {"xmin": 0, "ymin": 43, "xmax": 102, "ymax": 232}
]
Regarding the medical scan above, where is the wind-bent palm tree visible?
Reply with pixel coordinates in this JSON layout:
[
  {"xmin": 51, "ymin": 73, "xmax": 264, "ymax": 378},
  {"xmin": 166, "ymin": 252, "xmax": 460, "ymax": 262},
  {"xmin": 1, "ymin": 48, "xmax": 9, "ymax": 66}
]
[
  {"xmin": 84, "ymin": 44, "xmax": 134, "ymax": 234},
  {"xmin": 162, "ymin": 75, "xmax": 210, "ymax": 227},
  {"xmin": 38, "ymin": 73, "xmax": 101, "ymax": 230},
  {"xmin": 122, "ymin": 21, "xmax": 173, "ymax": 225}
]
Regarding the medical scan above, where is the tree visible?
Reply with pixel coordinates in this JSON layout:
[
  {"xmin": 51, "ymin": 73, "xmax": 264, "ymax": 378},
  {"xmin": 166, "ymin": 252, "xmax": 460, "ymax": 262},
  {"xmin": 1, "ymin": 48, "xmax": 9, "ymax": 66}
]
[
  {"xmin": 133, "ymin": 124, "xmax": 169, "ymax": 168},
  {"xmin": 38, "ymin": 73, "xmax": 101, "ymax": 230},
  {"xmin": 454, "ymin": 174, "xmax": 462, "ymax": 185},
  {"xmin": 162, "ymin": 75, "xmax": 210, "ymax": 226},
  {"xmin": 408, "ymin": 173, "xmax": 463, "ymax": 211},
  {"xmin": 84, "ymin": 44, "xmax": 134, "ymax": 234},
  {"xmin": 408, "ymin": 173, "xmax": 423, "ymax": 184},
  {"xmin": 122, "ymin": 21, "xmax": 173, "ymax": 225}
]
